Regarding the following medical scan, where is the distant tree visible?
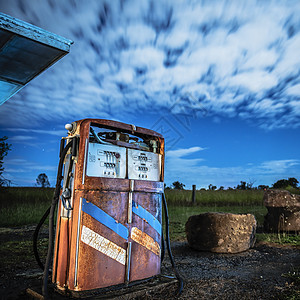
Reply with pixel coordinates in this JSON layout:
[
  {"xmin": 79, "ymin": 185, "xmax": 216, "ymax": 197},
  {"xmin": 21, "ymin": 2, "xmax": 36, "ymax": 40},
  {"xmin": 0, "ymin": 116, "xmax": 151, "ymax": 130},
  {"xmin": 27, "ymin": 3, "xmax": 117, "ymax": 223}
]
[
  {"xmin": 172, "ymin": 181, "xmax": 185, "ymax": 190},
  {"xmin": 272, "ymin": 178, "xmax": 299, "ymax": 189},
  {"xmin": 258, "ymin": 185, "xmax": 269, "ymax": 190},
  {"xmin": 272, "ymin": 179, "xmax": 289, "ymax": 189},
  {"xmin": 288, "ymin": 177, "xmax": 299, "ymax": 188},
  {"xmin": 247, "ymin": 179, "xmax": 256, "ymax": 189},
  {"xmin": 0, "ymin": 136, "xmax": 11, "ymax": 187},
  {"xmin": 219, "ymin": 186, "xmax": 224, "ymax": 190},
  {"xmin": 36, "ymin": 173, "xmax": 50, "ymax": 188},
  {"xmin": 208, "ymin": 184, "xmax": 217, "ymax": 191},
  {"xmin": 236, "ymin": 181, "xmax": 247, "ymax": 190},
  {"xmin": 236, "ymin": 181, "xmax": 254, "ymax": 190}
]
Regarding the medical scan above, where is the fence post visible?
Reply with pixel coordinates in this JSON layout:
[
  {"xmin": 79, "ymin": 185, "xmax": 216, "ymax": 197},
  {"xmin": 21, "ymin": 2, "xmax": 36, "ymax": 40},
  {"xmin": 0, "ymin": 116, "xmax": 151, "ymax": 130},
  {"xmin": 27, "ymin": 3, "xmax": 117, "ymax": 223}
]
[{"xmin": 192, "ymin": 185, "xmax": 196, "ymax": 204}]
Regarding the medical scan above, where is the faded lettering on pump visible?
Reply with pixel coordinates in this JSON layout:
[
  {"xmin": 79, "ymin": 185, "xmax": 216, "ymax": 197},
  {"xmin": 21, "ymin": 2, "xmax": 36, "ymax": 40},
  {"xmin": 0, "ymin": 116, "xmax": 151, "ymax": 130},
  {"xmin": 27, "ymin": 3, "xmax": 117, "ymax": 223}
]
[
  {"xmin": 131, "ymin": 227, "xmax": 161, "ymax": 256},
  {"xmin": 81, "ymin": 225, "xmax": 126, "ymax": 265}
]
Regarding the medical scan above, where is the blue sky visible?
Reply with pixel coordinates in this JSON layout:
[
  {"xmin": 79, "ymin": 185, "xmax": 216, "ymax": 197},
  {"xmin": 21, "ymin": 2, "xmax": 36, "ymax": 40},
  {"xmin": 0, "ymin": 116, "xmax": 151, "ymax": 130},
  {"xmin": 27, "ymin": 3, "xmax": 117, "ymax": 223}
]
[{"xmin": 0, "ymin": 0, "xmax": 299, "ymax": 189}]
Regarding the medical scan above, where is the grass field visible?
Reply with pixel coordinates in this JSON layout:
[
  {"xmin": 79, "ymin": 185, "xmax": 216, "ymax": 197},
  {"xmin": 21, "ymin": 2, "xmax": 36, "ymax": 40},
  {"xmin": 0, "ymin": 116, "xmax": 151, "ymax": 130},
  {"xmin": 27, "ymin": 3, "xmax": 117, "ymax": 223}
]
[
  {"xmin": 0, "ymin": 187, "xmax": 53, "ymax": 227},
  {"xmin": 165, "ymin": 188, "xmax": 264, "ymax": 206},
  {"xmin": 0, "ymin": 187, "xmax": 299, "ymax": 246},
  {"xmin": 0, "ymin": 187, "xmax": 265, "ymax": 227}
]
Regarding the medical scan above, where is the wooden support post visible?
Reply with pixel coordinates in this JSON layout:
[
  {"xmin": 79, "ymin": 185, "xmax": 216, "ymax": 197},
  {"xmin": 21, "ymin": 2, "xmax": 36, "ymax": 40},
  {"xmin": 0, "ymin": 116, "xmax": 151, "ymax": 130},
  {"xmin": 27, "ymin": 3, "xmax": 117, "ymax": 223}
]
[{"xmin": 192, "ymin": 185, "xmax": 196, "ymax": 204}]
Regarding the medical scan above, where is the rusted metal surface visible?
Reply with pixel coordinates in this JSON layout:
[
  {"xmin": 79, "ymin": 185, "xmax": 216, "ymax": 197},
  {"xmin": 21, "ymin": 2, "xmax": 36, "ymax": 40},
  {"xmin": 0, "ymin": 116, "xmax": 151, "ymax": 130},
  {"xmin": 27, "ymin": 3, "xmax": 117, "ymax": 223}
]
[
  {"xmin": 52, "ymin": 119, "xmax": 164, "ymax": 295},
  {"xmin": 54, "ymin": 217, "xmax": 70, "ymax": 288}
]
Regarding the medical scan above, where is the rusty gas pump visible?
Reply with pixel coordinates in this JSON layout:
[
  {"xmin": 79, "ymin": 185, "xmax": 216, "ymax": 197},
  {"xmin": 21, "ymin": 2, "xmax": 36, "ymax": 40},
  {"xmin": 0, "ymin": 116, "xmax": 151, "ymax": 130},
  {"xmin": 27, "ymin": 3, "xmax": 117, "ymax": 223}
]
[{"xmin": 34, "ymin": 119, "xmax": 182, "ymax": 298}]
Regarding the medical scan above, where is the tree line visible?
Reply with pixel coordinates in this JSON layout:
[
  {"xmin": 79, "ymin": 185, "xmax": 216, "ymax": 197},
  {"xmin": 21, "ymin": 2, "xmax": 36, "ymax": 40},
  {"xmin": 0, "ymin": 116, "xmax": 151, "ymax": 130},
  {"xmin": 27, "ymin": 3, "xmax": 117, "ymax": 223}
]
[{"xmin": 167, "ymin": 178, "xmax": 299, "ymax": 190}]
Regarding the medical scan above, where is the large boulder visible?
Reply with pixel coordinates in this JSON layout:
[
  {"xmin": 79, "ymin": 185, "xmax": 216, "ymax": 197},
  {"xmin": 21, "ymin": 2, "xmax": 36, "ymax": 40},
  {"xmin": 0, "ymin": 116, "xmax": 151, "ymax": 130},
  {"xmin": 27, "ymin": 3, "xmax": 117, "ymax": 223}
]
[
  {"xmin": 185, "ymin": 212, "xmax": 256, "ymax": 254},
  {"xmin": 264, "ymin": 190, "xmax": 300, "ymax": 232}
]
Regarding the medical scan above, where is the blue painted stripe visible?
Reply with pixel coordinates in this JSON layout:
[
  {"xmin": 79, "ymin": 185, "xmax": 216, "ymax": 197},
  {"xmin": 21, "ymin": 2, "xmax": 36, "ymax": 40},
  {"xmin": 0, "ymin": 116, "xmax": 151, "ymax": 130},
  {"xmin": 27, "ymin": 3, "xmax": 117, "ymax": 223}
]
[
  {"xmin": 132, "ymin": 201, "xmax": 161, "ymax": 235},
  {"xmin": 82, "ymin": 198, "xmax": 128, "ymax": 240}
]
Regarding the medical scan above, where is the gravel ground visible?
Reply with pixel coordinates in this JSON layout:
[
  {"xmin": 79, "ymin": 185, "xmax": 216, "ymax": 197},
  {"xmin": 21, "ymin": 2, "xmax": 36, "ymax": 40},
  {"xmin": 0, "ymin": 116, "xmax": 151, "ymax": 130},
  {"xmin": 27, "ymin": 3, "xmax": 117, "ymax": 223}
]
[
  {"xmin": 0, "ymin": 226, "xmax": 299, "ymax": 299},
  {"xmin": 157, "ymin": 241, "xmax": 300, "ymax": 299}
]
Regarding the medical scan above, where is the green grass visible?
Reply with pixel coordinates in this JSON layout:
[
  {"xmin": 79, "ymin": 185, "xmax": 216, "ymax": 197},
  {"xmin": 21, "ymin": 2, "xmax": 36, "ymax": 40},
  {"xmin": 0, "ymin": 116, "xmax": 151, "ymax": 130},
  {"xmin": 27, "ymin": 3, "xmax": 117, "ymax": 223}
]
[
  {"xmin": 256, "ymin": 233, "xmax": 300, "ymax": 246},
  {"xmin": 165, "ymin": 189, "xmax": 264, "ymax": 206},
  {"xmin": 0, "ymin": 187, "xmax": 54, "ymax": 227},
  {"xmin": 0, "ymin": 187, "xmax": 266, "ymax": 227}
]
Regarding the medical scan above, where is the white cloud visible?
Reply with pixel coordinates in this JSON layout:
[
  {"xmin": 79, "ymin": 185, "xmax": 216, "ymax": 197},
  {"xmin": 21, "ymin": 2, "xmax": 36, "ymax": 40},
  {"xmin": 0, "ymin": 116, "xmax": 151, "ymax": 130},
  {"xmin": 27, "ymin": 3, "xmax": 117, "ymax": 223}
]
[
  {"xmin": 260, "ymin": 159, "xmax": 300, "ymax": 172},
  {"xmin": 5, "ymin": 128, "xmax": 67, "ymax": 136},
  {"xmin": 228, "ymin": 71, "xmax": 278, "ymax": 93},
  {"xmin": 286, "ymin": 84, "xmax": 300, "ymax": 96},
  {"xmin": 8, "ymin": 135, "xmax": 36, "ymax": 142},
  {"xmin": 242, "ymin": 50, "xmax": 278, "ymax": 70},
  {"xmin": 0, "ymin": 0, "xmax": 300, "ymax": 130},
  {"xmin": 166, "ymin": 146, "xmax": 205, "ymax": 158}
]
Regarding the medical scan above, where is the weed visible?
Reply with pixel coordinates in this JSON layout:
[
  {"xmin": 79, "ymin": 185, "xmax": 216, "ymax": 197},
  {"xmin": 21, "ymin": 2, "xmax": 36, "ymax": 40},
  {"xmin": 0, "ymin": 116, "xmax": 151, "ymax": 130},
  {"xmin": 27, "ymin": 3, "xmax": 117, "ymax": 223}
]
[{"xmin": 256, "ymin": 233, "xmax": 300, "ymax": 246}]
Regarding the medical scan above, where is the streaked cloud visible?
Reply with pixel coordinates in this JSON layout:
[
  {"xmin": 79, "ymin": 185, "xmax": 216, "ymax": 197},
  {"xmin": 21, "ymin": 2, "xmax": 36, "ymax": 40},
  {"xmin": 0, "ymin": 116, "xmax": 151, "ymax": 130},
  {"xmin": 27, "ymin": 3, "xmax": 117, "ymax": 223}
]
[
  {"xmin": 8, "ymin": 135, "xmax": 36, "ymax": 142},
  {"xmin": 4, "ymin": 157, "xmax": 57, "ymax": 171},
  {"xmin": 0, "ymin": 1, "xmax": 299, "ymax": 187},
  {"xmin": 166, "ymin": 146, "xmax": 205, "ymax": 158},
  {"xmin": 5, "ymin": 128, "xmax": 67, "ymax": 136},
  {"xmin": 0, "ymin": 0, "xmax": 299, "ymax": 130},
  {"xmin": 260, "ymin": 159, "xmax": 300, "ymax": 172}
]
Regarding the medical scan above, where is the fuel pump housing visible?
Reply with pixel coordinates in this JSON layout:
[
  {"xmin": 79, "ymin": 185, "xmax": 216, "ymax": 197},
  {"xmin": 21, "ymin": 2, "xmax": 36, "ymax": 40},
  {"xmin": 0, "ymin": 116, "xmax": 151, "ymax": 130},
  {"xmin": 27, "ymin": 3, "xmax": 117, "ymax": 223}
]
[{"xmin": 52, "ymin": 119, "xmax": 164, "ymax": 295}]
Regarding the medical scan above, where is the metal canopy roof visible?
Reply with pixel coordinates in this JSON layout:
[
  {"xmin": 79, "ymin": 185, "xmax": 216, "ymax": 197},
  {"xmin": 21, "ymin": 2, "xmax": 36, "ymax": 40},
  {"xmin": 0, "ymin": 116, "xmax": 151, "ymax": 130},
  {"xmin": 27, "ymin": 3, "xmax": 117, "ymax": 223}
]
[{"xmin": 0, "ymin": 13, "xmax": 73, "ymax": 105}]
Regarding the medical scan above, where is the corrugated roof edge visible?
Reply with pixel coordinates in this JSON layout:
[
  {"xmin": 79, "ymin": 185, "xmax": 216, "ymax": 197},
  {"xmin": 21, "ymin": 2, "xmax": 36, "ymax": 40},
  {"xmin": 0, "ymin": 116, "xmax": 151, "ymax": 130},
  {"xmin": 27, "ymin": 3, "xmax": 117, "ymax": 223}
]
[{"xmin": 0, "ymin": 12, "xmax": 73, "ymax": 52}]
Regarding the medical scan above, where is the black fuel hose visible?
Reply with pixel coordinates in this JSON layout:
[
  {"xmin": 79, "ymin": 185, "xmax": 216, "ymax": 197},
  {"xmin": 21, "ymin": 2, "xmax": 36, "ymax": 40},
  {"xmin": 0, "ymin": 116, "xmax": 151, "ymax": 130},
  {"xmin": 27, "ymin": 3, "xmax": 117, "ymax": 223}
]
[
  {"xmin": 162, "ymin": 192, "xmax": 184, "ymax": 295},
  {"xmin": 33, "ymin": 206, "xmax": 51, "ymax": 270},
  {"xmin": 42, "ymin": 141, "xmax": 73, "ymax": 298},
  {"xmin": 161, "ymin": 228, "xmax": 165, "ymax": 263}
]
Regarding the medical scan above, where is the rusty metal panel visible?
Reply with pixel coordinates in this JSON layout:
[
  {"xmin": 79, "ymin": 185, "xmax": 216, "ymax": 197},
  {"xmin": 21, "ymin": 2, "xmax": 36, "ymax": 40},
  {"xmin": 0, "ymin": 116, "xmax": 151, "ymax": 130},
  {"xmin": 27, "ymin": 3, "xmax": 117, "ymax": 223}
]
[
  {"xmin": 75, "ymin": 193, "xmax": 128, "ymax": 291},
  {"xmin": 129, "ymin": 191, "xmax": 162, "ymax": 282},
  {"xmin": 53, "ymin": 119, "xmax": 164, "ymax": 295},
  {"xmin": 55, "ymin": 217, "xmax": 70, "ymax": 289}
]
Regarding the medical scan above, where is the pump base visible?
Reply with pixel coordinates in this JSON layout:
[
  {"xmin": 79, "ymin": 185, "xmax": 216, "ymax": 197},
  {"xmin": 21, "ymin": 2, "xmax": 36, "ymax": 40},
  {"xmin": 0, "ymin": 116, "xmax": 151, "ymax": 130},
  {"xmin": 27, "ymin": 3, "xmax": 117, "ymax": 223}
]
[{"xmin": 26, "ymin": 276, "xmax": 177, "ymax": 299}]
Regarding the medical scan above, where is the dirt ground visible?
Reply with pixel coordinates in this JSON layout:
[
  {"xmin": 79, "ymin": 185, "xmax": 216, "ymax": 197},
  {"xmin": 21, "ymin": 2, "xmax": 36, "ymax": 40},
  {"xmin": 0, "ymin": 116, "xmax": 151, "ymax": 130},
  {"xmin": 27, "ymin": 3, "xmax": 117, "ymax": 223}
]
[{"xmin": 0, "ymin": 226, "xmax": 299, "ymax": 300}]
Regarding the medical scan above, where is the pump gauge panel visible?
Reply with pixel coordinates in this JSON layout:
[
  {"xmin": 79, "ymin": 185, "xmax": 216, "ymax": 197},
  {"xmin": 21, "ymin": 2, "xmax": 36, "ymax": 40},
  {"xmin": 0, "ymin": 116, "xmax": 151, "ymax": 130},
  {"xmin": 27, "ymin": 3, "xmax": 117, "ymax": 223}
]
[
  {"xmin": 127, "ymin": 149, "xmax": 161, "ymax": 181},
  {"xmin": 86, "ymin": 143, "xmax": 126, "ymax": 178}
]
